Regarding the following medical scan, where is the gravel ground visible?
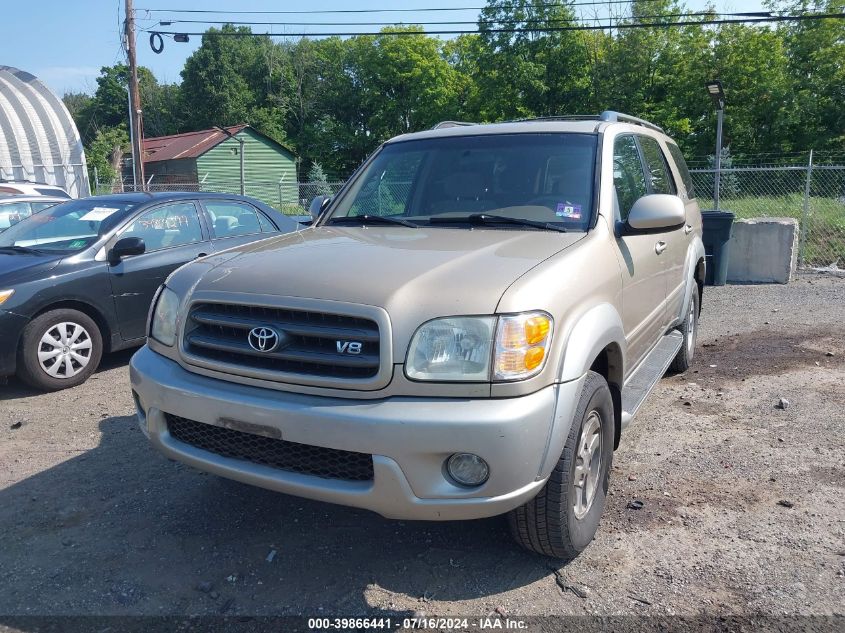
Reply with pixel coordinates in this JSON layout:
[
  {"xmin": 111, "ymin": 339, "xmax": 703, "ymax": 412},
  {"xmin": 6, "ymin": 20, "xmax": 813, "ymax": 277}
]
[{"xmin": 0, "ymin": 275, "xmax": 843, "ymax": 624}]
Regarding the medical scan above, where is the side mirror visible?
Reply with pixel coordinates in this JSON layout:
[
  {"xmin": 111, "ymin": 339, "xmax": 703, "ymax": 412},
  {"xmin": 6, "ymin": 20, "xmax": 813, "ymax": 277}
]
[
  {"xmin": 308, "ymin": 195, "xmax": 331, "ymax": 220},
  {"xmin": 619, "ymin": 194, "xmax": 685, "ymax": 235},
  {"xmin": 109, "ymin": 236, "xmax": 146, "ymax": 262}
]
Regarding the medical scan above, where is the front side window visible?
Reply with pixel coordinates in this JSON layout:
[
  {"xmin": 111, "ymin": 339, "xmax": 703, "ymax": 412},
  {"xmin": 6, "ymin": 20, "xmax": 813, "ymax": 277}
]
[
  {"xmin": 119, "ymin": 202, "xmax": 203, "ymax": 252},
  {"xmin": 0, "ymin": 198, "xmax": 138, "ymax": 252},
  {"xmin": 639, "ymin": 136, "xmax": 676, "ymax": 195},
  {"xmin": 613, "ymin": 135, "xmax": 648, "ymax": 220},
  {"xmin": 205, "ymin": 201, "xmax": 269, "ymax": 238},
  {"xmin": 329, "ymin": 133, "xmax": 598, "ymax": 231}
]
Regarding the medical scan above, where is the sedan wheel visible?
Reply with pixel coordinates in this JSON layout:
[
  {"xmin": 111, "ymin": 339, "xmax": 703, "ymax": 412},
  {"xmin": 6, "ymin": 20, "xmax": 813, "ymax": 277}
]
[{"xmin": 17, "ymin": 308, "xmax": 103, "ymax": 391}]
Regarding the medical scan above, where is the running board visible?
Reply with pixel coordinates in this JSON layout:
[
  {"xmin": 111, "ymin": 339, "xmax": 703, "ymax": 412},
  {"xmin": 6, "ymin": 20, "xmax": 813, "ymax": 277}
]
[{"xmin": 621, "ymin": 330, "xmax": 683, "ymax": 428}]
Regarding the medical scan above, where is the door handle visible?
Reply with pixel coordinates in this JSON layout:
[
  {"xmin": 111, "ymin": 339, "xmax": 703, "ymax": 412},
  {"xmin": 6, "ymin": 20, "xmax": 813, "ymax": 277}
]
[
  {"xmin": 655, "ymin": 241, "xmax": 667, "ymax": 255},
  {"xmin": 684, "ymin": 224, "xmax": 693, "ymax": 235},
  {"xmin": 195, "ymin": 252, "xmax": 208, "ymax": 259}
]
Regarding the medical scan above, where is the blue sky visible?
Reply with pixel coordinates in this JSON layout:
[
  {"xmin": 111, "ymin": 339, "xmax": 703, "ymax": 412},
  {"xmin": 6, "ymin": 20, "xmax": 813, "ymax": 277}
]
[{"xmin": 2, "ymin": 0, "xmax": 766, "ymax": 96}]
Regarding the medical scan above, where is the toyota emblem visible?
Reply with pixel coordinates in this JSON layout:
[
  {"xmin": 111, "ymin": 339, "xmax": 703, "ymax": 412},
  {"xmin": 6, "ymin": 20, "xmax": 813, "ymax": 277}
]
[{"xmin": 247, "ymin": 326, "xmax": 280, "ymax": 353}]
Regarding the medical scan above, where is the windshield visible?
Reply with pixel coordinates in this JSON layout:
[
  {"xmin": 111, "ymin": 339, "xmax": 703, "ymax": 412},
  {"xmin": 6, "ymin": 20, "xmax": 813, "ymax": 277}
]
[
  {"xmin": 328, "ymin": 133, "xmax": 597, "ymax": 231},
  {"xmin": 0, "ymin": 198, "xmax": 139, "ymax": 253}
]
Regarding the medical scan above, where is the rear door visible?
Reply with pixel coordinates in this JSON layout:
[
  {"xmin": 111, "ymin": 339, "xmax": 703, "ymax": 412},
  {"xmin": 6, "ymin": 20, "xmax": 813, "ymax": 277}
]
[
  {"xmin": 200, "ymin": 199, "xmax": 282, "ymax": 251},
  {"xmin": 638, "ymin": 136, "xmax": 688, "ymax": 324},
  {"xmin": 108, "ymin": 201, "xmax": 210, "ymax": 341},
  {"xmin": 612, "ymin": 134, "xmax": 670, "ymax": 370}
]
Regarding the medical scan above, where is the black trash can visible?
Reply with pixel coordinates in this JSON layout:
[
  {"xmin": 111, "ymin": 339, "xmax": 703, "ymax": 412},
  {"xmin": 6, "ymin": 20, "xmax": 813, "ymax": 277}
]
[{"xmin": 701, "ymin": 210, "xmax": 735, "ymax": 286}]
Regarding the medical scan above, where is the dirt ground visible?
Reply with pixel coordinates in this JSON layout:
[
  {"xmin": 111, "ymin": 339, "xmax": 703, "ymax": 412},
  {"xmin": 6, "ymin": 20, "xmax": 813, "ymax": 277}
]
[{"xmin": 1, "ymin": 275, "xmax": 844, "ymax": 624}]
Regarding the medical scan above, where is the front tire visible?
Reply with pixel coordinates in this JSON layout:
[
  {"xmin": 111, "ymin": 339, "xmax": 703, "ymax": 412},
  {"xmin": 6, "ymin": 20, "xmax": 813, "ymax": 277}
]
[
  {"xmin": 508, "ymin": 371, "xmax": 614, "ymax": 560},
  {"xmin": 16, "ymin": 309, "xmax": 103, "ymax": 391}
]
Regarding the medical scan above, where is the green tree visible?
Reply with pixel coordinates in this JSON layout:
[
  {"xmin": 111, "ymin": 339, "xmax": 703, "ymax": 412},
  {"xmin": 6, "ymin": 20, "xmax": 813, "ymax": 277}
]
[
  {"xmin": 87, "ymin": 126, "xmax": 129, "ymax": 188},
  {"xmin": 307, "ymin": 162, "xmax": 333, "ymax": 196}
]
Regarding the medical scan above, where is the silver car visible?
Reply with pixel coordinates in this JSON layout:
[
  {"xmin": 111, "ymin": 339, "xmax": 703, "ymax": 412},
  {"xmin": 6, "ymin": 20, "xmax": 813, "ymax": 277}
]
[{"xmin": 131, "ymin": 112, "xmax": 705, "ymax": 559}]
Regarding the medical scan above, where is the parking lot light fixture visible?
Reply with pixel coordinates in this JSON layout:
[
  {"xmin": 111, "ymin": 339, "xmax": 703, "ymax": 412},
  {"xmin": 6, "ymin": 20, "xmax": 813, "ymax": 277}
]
[{"xmin": 706, "ymin": 80, "xmax": 726, "ymax": 210}]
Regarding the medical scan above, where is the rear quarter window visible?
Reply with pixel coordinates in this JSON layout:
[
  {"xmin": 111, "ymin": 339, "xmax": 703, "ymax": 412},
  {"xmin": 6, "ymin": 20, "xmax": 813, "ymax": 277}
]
[{"xmin": 666, "ymin": 143, "xmax": 696, "ymax": 199}]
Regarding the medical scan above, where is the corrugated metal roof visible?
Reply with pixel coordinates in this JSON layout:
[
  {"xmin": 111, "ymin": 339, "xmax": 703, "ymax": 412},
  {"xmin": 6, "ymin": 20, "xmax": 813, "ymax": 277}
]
[
  {"xmin": 143, "ymin": 125, "xmax": 247, "ymax": 163},
  {"xmin": 0, "ymin": 66, "xmax": 90, "ymax": 198}
]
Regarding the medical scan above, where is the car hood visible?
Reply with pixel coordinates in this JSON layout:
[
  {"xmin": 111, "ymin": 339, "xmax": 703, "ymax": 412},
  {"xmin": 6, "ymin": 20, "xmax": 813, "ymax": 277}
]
[
  {"xmin": 187, "ymin": 226, "xmax": 584, "ymax": 352},
  {"xmin": 0, "ymin": 252, "xmax": 63, "ymax": 286}
]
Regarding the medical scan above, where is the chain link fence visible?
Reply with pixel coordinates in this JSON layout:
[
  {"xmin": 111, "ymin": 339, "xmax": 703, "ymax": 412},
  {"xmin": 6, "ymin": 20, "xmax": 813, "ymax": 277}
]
[
  {"xmin": 95, "ymin": 179, "xmax": 347, "ymax": 216},
  {"xmin": 690, "ymin": 165, "xmax": 845, "ymax": 269}
]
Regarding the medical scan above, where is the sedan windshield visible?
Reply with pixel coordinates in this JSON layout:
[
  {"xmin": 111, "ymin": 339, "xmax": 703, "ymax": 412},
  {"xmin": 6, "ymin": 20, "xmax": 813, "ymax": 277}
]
[
  {"xmin": 327, "ymin": 133, "xmax": 597, "ymax": 231},
  {"xmin": 0, "ymin": 198, "xmax": 138, "ymax": 253}
]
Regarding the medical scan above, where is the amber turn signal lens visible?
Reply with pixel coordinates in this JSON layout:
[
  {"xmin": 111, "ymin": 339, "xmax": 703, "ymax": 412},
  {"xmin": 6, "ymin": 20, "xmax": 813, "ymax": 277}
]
[
  {"xmin": 524, "ymin": 316, "xmax": 550, "ymax": 345},
  {"xmin": 524, "ymin": 347, "xmax": 545, "ymax": 370}
]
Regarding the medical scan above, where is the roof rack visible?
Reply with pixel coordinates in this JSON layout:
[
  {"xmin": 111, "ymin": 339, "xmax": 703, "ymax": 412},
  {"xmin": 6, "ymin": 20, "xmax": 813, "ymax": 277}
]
[
  {"xmin": 510, "ymin": 112, "xmax": 664, "ymax": 133},
  {"xmin": 598, "ymin": 111, "xmax": 664, "ymax": 132},
  {"xmin": 431, "ymin": 120, "xmax": 477, "ymax": 129}
]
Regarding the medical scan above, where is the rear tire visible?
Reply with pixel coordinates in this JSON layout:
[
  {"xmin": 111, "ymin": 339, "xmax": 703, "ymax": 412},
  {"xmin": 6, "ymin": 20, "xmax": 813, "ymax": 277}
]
[
  {"xmin": 16, "ymin": 309, "xmax": 103, "ymax": 391},
  {"xmin": 508, "ymin": 371, "xmax": 614, "ymax": 560},
  {"xmin": 669, "ymin": 287, "xmax": 699, "ymax": 373}
]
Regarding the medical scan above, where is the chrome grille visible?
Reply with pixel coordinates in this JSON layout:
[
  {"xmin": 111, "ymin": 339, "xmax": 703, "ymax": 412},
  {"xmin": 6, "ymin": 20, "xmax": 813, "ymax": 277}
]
[
  {"xmin": 183, "ymin": 302, "xmax": 380, "ymax": 380},
  {"xmin": 166, "ymin": 414, "xmax": 374, "ymax": 482}
]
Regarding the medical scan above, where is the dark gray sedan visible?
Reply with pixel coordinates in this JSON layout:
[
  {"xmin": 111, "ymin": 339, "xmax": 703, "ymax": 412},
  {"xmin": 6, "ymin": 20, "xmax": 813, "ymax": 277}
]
[{"xmin": 0, "ymin": 192, "xmax": 302, "ymax": 390}]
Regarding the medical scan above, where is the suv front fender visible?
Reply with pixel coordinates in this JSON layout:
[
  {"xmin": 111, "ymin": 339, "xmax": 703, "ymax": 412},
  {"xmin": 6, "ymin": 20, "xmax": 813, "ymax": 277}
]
[{"xmin": 558, "ymin": 302, "xmax": 626, "ymax": 385}]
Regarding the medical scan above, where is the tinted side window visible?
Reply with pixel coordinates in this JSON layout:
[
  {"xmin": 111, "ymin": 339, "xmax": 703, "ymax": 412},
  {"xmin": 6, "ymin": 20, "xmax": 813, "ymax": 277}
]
[
  {"xmin": 120, "ymin": 202, "xmax": 204, "ymax": 252},
  {"xmin": 639, "ymin": 137, "xmax": 676, "ymax": 195},
  {"xmin": 205, "ymin": 201, "xmax": 267, "ymax": 238},
  {"xmin": 666, "ymin": 142, "xmax": 696, "ymax": 198},
  {"xmin": 613, "ymin": 135, "xmax": 648, "ymax": 220}
]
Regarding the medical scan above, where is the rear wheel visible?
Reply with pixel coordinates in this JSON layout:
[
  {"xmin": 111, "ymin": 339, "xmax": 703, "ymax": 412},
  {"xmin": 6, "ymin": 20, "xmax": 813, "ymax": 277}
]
[
  {"xmin": 508, "ymin": 371, "xmax": 614, "ymax": 560},
  {"xmin": 16, "ymin": 309, "xmax": 103, "ymax": 391},
  {"xmin": 669, "ymin": 287, "xmax": 699, "ymax": 373}
]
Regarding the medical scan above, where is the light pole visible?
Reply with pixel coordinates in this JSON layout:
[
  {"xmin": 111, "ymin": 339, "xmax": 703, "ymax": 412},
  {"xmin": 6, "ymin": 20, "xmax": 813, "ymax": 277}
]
[
  {"xmin": 215, "ymin": 126, "xmax": 245, "ymax": 196},
  {"xmin": 706, "ymin": 80, "xmax": 726, "ymax": 211}
]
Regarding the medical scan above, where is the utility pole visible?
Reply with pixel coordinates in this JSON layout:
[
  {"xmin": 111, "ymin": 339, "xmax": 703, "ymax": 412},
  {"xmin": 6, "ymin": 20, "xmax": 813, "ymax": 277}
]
[{"xmin": 125, "ymin": 0, "xmax": 145, "ymax": 190}]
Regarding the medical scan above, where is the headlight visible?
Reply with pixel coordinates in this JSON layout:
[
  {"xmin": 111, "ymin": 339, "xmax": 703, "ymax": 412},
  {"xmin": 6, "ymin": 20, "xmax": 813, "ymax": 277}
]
[
  {"xmin": 405, "ymin": 311, "xmax": 553, "ymax": 382},
  {"xmin": 150, "ymin": 286, "xmax": 180, "ymax": 346},
  {"xmin": 493, "ymin": 312, "xmax": 553, "ymax": 381},
  {"xmin": 0, "ymin": 289, "xmax": 14, "ymax": 306},
  {"xmin": 405, "ymin": 317, "xmax": 495, "ymax": 381}
]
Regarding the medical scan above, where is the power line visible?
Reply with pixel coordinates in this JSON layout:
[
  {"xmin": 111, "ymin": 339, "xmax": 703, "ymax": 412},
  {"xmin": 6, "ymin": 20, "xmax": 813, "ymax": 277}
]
[
  {"xmin": 149, "ymin": 11, "xmax": 749, "ymax": 27},
  {"xmin": 137, "ymin": 1, "xmax": 667, "ymax": 15},
  {"xmin": 146, "ymin": 13, "xmax": 845, "ymax": 38}
]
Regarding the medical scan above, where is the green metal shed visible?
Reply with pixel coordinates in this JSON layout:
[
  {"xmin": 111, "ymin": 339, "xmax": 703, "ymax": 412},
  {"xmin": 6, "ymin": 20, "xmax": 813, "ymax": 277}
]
[{"xmin": 142, "ymin": 125, "xmax": 297, "ymax": 208}]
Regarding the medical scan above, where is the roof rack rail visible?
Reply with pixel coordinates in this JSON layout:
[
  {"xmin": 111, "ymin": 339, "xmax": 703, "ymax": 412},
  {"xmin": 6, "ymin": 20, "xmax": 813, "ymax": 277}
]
[
  {"xmin": 431, "ymin": 121, "xmax": 477, "ymax": 129},
  {"xmin": 598, "ymin": 111, "xmax": 664, "ymax": 133}
]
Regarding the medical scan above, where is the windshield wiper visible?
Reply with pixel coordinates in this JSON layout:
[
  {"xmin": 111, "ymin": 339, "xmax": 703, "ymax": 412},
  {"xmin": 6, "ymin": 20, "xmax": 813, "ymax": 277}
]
[
  {"xmin": 428, "ymin": 213, "xmax": 568, "ymax": 233},
  {"xmin": 0, "ymin": 245, "xmax": 42, "ymax": 254},
  {"xmin": 328, "ymin": 214, "xmax": 420, "ymax": 228}
]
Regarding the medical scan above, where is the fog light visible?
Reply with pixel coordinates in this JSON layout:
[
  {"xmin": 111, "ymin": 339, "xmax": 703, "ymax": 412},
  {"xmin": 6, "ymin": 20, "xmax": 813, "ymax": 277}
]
[{"xmin": 446, "ymin": 453, "xmax": 489, "ymax": 487}]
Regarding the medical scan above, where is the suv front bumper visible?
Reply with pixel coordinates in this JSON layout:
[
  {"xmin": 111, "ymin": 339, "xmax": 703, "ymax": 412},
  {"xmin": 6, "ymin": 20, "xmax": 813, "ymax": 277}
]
[{"xmin": 130, "ymin": 345, "xmax": 584, "ymax": 520}]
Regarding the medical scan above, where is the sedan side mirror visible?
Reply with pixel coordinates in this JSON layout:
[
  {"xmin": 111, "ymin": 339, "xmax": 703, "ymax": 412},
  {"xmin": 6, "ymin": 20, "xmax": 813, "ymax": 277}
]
[
  {"xmin": 308, "ymin": 195, "xmax": 331, "ymax": 220},
  {"xmin": 618, "ymin": 194, "xmax": 685, "ymax": 236},
  {"xmin": 109, "ymin": 236, "xmax": 146, "ymax": 262}
]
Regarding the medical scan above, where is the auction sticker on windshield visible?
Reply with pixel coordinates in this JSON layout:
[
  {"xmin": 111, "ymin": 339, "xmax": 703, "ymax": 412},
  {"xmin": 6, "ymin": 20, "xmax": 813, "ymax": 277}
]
[{"xmin": 79, "ymin": 207, "xmax": 121, "ymax": 222}]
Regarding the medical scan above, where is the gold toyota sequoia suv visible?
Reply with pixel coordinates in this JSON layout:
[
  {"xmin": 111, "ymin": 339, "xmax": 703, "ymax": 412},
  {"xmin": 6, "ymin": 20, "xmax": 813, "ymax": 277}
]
[{"xmin": 131, "ymin": 112, "xmax": 705, "ymax": 560}]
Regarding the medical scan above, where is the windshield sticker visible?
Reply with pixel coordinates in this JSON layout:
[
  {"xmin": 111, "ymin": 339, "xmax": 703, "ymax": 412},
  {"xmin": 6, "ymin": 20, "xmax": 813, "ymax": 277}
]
[
  {"xmin": 556, "ymin": 202, "xmax": 582, "ymax": 219},
  {"xmin": 68, "ymin": 239, "xmax": 88, "ymax": 249},
  {"xmin": 79, "ymin": 207, "xmax": 121, "ymax": 222}
]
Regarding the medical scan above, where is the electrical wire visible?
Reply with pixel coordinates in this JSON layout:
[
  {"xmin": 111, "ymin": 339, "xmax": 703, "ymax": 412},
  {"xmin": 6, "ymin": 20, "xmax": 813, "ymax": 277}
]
[
  {"xmin": 137, "ymin": 0, "xmax": 669, "ymax": 15},
  {"xmin": 145, "ymin": 13, "xmax": 845, "ymax": 38}
]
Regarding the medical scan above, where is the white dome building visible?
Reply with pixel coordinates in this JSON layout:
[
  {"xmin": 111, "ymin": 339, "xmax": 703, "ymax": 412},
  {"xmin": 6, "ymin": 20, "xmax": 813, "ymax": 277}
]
[{"xmin": 0, "ymin": 65, "xmax": 89, "ymax": 198}]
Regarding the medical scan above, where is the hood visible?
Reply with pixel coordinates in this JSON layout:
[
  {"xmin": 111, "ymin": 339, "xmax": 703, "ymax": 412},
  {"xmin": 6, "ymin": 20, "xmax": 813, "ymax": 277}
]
[
  {"xmin": 188, "ymin": 226, "xmax": 585, "ymax": 353},
  {"xmin": 0, "ymin": 252, "xmax": 63, "ymax": 286}
]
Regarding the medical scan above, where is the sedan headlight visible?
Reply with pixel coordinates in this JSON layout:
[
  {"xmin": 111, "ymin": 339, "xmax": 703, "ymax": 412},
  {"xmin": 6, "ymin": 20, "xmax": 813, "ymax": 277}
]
[
  {"xmin": 0, "ymin": 289, "xmax": 14, "ymax": 306},
  {"xmin": 405, "ymin": 311, "xmax": 553, "ymax": 382},
  {"xmin": 150, "ymin": 286, "xmax": 180, "ymax": 346}
]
